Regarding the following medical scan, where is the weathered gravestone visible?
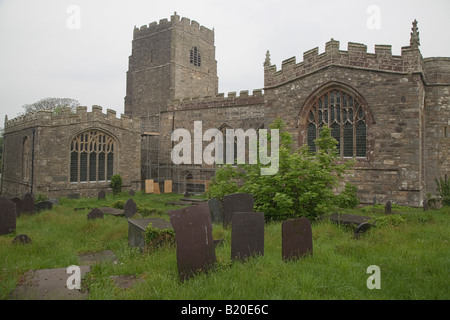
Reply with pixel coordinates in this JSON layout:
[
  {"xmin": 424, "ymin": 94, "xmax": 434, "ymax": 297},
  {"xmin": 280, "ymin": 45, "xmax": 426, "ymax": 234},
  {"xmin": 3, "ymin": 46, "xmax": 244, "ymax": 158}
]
[
  {"xmin": 169, "ymin": 203, "xmax": 216, "ymax": 281},
  {"xmin": 423, "ymin": 198, "xmax": 429, "ymax": 211},
  {"xmin": 21, "ymin": 193, "xmax": 35, "ymax": 215},
  {"xmin": 98, "ymin": 207, "xmax": 124, "ymax": 216},
  {"xmin": 208, "ymin": 198, "xmax": 224, "ymax": 224},
  {"xmin": 98, "ymin": 190, "xmax": 106, "ymax": 200},
  {"xmin": 124, "ymin": 198, "xmax": 137, "ymax": 218},
  {"xmin": 12, "ymin": 234, "xmax": 32, "ymax": 245},
  {"xmin": 35, "ymin": 201, "xmax": 53, "ymax": 212},
  {"xmin": 329, "ymin": 213, "xmax": 374, "ymax": 239},
  {"xmin": 231, "ymin": 212, "xmax": 264, "ymax": 261},
  {"xmin": 87, "ymin": 208, "xmax": 104, "ymax": 220},
  {"xmin": 0, "ymin": 197, "xmax": 17, "ymax": 235},
  {"xmin": 127, "ymin": 218, "xmax": 173, "ymax": 250},
  {"xmin": 129, "ymin": 189, "xmax": 135, "ymax": 197},
  {"xmin": 10, "ymin": 198, "xmax": 22, "ymax": 217},
  {"xmin": 385, "ymin": 200, "xmax": 392, "ymax": 214},
  {"xmin": 282, "ymin": 218, "xmax": 313, "ymax": 261},
  {"xmin": 223, "ymin": 193, "xmax": 254, "ymax": 228}
]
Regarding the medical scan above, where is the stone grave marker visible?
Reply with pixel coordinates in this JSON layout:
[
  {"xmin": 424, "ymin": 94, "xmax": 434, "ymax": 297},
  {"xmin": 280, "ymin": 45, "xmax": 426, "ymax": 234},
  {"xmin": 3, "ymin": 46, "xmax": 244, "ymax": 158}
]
[
  {"xmin": 128, "ymin": 218, "xmax": 173, "ymax": 249},
  {"xmin": 12, "ymin": 234, "xmax": 32, "ymax": 245},
  {"xmin": 231, "ymin": 212, "xmax": 264, "ymax": 261},
  {"xmin": 0, "ymin": 197, "xmax": 17, "ymax": 236},
  {"xmin": 10, "ymin": 198, "xmax": 22, "ymax": 217},
  {"xmin": 124, "ymin": 198, "xmax": 137, "ymax": 218},
  {"xmin": 282, "ymin": 217, "xmax": 313, "ymax": 261},
  {"xmin": 169, "ymin": 203, "xmax": 216, "ymax": 281},
  {"xmin": 35, "ymin": 201, "xmax": 53, "ymax": 212},
  {"xmin": 223, "ymin": 193, "xmax": 254, "ymax": 228},
  {"xmin": 423, "ymin": 198, "xmax": 428, "ymax": 211},
  {"xmin": 129, "ymin": 189, "xmax": 135, "ymax": 197},
  {"xmin": 98, "ymin": 190, "xmax": 106, "ymax": 200},
  {"xmin": 208, "ymin": 198, "xmax": 224, "ymax": 224},
  {"xmin": 87, "ymin": 208, "xmax": 104, "ymax": 220},
  {"xmin": 98, "ymin": 207, "xmax": 124, "ymax": 216},
  {"xmin": 21, "ymin": 193, "xmax": 35, "ymax": 215},
  {"xmin": 385, "ymin": 200, "xmax": 392, "ymax": 214}
]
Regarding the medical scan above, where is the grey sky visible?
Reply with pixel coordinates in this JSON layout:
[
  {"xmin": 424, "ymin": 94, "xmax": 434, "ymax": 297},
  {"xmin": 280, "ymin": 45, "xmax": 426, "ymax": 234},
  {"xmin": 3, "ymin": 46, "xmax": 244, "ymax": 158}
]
[{"xmin": 1, "ymin": 0, "xmax": 449, "ymax": 127}]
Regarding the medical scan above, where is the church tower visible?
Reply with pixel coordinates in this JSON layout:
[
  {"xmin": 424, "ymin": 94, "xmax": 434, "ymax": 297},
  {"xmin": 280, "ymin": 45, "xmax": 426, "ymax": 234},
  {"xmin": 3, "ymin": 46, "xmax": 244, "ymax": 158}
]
[{"xmin": 124, "ymin": 12, "xmax": 219, "ymax": 121}]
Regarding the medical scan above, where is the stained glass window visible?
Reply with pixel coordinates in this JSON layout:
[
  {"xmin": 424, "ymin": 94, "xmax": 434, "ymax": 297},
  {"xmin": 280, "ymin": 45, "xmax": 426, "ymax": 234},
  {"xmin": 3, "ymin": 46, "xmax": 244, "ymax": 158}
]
[{"xmin": 307, "ymin": 89, "xmax": 367, "ymax": 157}]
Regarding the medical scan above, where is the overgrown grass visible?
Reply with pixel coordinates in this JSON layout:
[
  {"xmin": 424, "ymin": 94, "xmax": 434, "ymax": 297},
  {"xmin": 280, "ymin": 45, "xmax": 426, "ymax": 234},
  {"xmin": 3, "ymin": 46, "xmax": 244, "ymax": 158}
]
[{"xmin": 1, "ymin": 192, "xmax": 449, "ymax": 300}]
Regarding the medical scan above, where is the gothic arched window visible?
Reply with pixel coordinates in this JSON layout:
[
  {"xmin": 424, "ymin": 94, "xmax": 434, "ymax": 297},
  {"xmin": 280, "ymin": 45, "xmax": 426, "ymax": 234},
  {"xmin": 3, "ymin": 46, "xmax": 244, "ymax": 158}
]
[
  {"xmin": 307, "ymin": 89, "xmax": 367, "ymax": 157},
  {"xmin": 70, "ymin": 130, "xmax": 115, "ymax": 183}
]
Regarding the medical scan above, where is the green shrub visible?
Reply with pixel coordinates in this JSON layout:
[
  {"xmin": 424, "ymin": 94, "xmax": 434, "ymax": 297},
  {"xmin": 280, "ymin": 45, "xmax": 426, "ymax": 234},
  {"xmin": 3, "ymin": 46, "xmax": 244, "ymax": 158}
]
[
  {"xmin": 435, "ymin": 176, "xmax": 450, "ymax": 206},
  {"xmin": 144, "ymin": 223, "xmax": 175, "ymax": 249},
  {"xmin": 110, "ymin": 175, "xmax": 122, "ymax": 195},
  {"xmin": 111, "ymin": 200, "xmax": 125, "ymax": 209},
  {"xmin": 335, "ymin": 183, "xmax": 360, "ymax": 209},
  {"xmin": 138, "ymin": 207, "xmax": 166, "ymax": 217},
  {"xmin": 372, "ymin": 214, "xmax": 406, "ymax": 227}
]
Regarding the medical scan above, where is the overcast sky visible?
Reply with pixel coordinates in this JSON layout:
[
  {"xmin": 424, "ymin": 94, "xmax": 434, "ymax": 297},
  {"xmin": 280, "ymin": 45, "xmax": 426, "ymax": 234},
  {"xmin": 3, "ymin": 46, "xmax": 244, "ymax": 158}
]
[{"xmin": 1, "ymin": 0, "xmax": 449, "ymax": 127}]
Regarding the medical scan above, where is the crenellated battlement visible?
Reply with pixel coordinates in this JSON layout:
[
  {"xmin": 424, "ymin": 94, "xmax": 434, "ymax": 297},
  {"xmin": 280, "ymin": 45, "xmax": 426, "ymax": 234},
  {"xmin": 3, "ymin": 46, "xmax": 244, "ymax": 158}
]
[
  {"xmin": 4, "ymin": 106, "xmax": 140, "ymax": 133},
  {"xmin": 264, "ymin": 39, "xmax": 423, "ymax": 89},
  {"xmin": 167, "ymin": 89, "xmax": 264, "ymax": 111},
  {"xmin": 133, "ymin": 12, "xmax": 214, "ymax": 44}
]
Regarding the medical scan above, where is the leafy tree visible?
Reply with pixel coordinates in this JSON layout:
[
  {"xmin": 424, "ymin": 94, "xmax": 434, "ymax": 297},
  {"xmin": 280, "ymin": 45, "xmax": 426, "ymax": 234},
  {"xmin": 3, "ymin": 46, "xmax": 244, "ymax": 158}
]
[
  {"xmin": 110, "ymin": 175, "xmax": 122, "ymax": 195},
  {"xmin": 22, "ymin": 97, "xmax": 80, "ymax": 114},
  {"xmin": 207, "ymin": 118, "xmax": 358, "ymax": 221}
]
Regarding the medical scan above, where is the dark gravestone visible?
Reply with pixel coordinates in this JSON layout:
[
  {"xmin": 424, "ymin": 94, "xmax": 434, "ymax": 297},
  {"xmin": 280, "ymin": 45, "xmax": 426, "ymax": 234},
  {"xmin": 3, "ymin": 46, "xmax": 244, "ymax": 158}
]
[
  {"xmin": 385, "ymin": 200, "xmax": 392, "ymax": 214},
  {"xmin": 128, "ymin": 218, "xmax": 173, "ymax": 249},
  {"xmin": 208, "ymin": 198, "xmax": 224, "ymax": 224},
  {"xmin": 12, "ymin": 234, "xmax": 32, "ymax": 245},
  {"xmin": 124, "ymin": 198, "xmax": 137, "ymax": 218},
  {"xmin": 282, "ymin": 217, "xmax": 313, "ymax": 261},
  {"xmin": 21, "ymin": 193, "xmax": 35, "ymax": 215},
  {"xmin": 35, "ymin": 201, "xmax": 53, "ymax": 212},
  {"xmin": 0, "ymin": 197, "xmax": 17, "ymax": 235},
  {"xmin": 87, "ymin": 208, "xmax": 104, "ymax": 220},
  {"xmin": 10, "ymin": 198, "xmax": 22, "ymax": 217},
  {"xmin": 231, "ymin": 212, "xmax": 264, "ymax": 261},
  {"xmin": 129, "ymin": 189, "xmax": 135, "ymax": 197},
  {"xmin": 423, "ymin": 198, "xmax": 428, "ymax": 211},
  {"xmin": 354, "ymin": 222, "xmax": 373, "ymax": 239},
  {"xmin": 223, "ymin": 193, "xmax": 254, "ymax": 228},
  {"xmin": 169, "ymin": 203, "xmax": 216, "ymax": 281},
  {"xmin": 98, "ymin": 190, "xmax": 106, "ymax": 200}
]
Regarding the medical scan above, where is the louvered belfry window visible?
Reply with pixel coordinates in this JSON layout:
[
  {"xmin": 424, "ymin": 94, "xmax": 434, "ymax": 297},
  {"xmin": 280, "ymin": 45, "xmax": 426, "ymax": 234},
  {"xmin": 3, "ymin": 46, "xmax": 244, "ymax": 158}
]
[
  {"xmin": 190, "ymin": 46, "xmax": 201, "ymax": 67},
  {"xmin": 70, "ymin": 130, "xmax": 115, "ymax": 183},
  {"xmin": 307, "ymin": 89, "xmax": 367, "ymax": 157}
]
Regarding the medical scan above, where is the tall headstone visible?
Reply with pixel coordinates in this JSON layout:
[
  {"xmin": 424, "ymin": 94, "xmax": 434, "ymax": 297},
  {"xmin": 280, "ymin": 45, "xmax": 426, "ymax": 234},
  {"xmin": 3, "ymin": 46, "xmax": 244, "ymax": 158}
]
[
  {"xmin": 208, "ymin": 198, "xmax": 224, "ymax": 224},
  {"xmin": 0, "ymin": 197, "xmax": 17, "ymax": 235},
  {"xmin": 124, "ymin": 198, "xmax": 137, "ymax": 218},
  {"xmin": 223, "ymin": 193, "xmax": 254, "ymax": 228},
  {"xmin": 231, "ymin": 212, "xmax": 264, "ymax": 261},
  {"xmin": 282, "ymin": 217, "xmax": 313, "ymax": 261},
  {"xmin": 169, "ymin": 203, "xmax": 216, "ymax": 281},
  {"xmin": 21, "ymin": 193, "xmax": 35, "ymax": 215}
]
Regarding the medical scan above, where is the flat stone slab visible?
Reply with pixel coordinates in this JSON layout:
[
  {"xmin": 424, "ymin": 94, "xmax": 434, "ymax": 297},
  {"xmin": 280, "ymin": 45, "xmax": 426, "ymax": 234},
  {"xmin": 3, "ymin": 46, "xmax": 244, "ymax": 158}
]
[
  {"xmin": 98, "ymin": 207, "xmax": 124, "ymax": 216},
  {"xmin": 329, "ymin": 213, "xmax": 372, "ymax": 226},
  {"xmin": 78, "ymin": 250, "xmax": 117, "ymax": 265},
  {"xmin": 10, "ymin": 266, "xmax": 91, "ymax": 300}
]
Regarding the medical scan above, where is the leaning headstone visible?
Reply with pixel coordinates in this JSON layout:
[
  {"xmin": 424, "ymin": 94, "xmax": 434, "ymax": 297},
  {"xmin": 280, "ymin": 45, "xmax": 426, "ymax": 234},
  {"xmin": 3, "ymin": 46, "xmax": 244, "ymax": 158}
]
[
  {"xmin": 35, "ymin": 201, "xmax": 53, "ymax": 212},
  {"xmin": 127, "ymin": 218, "xmax": 173, "ymax": 249},
  {"xmin": 282, "ymin": 217, "xmax": 313, "ymax": 261},
  {"xmin": 208, "ymin": 198, "xmax": 224, "ymax": 224},
  {"xmin": 124, "ymin": 198, "xmax": 137, "ymax": 218},
  {"xmin": 385, "ymin": 200, "xmax": 392, "ymax": 214},
  {"xmin": 98, "ymin": 190, "xmax": 106, "ymax": 200},
  {"xmin": 21, "ymin": 193, "xmax": 35, "ymax": 215},
  {"xmin": 169, "ymin": 203, "xmax": 216, "ymax": 281},
  {"xmin": 354, "ymin": 222, "xmax": 373, "ymax": 239},
  {"xmin": 0, "ymin": 197, "xmax": 17, "ymax": 236},
  {"xmin": 87, "ymin": 208, "xmax": 104, "ymax": 220},
  {"xmin": 12, "ymin": 234, "xmax": 32, "ymax": 245},
  {"xmin": 231, "ymin": 212, "xmax": 264, "ymax": 261},
  {"xmin": 223, "ymin": 193, "xmax": 254, "ymax": 228},
  {"xmin": 423, "ymin": 198, "xmax": 428, "ymax": 211}
]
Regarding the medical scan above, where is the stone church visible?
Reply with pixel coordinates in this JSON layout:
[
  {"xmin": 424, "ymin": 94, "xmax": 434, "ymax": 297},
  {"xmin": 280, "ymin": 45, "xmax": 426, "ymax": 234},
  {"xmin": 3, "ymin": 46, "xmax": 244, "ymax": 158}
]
[{"xmin": 2, "ymin": 13, "xmax": 449, "ymax": 206}]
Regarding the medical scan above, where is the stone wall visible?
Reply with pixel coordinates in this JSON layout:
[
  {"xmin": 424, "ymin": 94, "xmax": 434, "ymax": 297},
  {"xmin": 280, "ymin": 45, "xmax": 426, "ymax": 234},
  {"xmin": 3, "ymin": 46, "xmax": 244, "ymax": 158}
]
[{"xmin": 2, "ymin": 106, "xmax": 141, "ymax": 199}]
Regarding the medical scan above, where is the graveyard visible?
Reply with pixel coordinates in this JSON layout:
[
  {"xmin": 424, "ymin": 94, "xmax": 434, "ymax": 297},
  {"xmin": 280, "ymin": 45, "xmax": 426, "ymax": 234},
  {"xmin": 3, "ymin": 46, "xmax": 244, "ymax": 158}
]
[{"xmin": 0, "ymin": 191, "xmax": 449, "ymax": 300}]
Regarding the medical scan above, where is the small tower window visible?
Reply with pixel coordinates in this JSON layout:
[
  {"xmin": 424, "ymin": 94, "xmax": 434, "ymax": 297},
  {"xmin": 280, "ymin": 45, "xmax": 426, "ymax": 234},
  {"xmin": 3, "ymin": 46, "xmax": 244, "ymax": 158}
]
[{"xmin": 190, "ymin": 47, "xmax": 201, "ymax": 67}]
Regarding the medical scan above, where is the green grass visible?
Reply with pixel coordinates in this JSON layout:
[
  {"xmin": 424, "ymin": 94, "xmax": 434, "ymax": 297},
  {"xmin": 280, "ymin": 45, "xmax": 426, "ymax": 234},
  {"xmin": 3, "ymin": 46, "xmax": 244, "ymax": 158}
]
[{"xmin": 1, "ymin": 192, "xmax": 449, "ymax": 300}]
